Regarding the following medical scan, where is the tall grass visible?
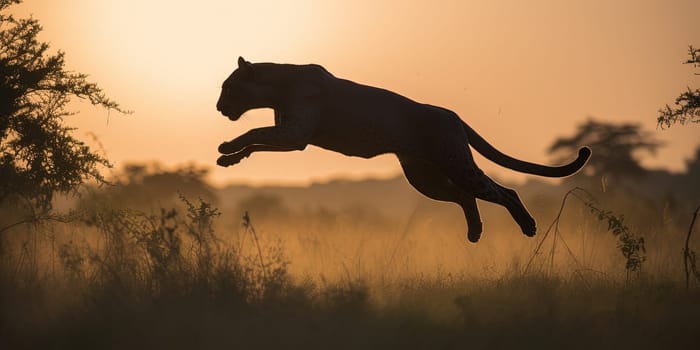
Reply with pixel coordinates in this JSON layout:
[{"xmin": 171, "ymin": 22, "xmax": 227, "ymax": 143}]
[{"xmin": 1, "ymin": 194, "xmax": 699, "ymax": 349}]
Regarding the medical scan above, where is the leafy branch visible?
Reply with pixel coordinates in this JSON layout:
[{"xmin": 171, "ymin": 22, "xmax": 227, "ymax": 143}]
[
  {"xmin": 582, "ymin": 197, "xmax": 646, "ymax": 280},
  {"xmin": 658, "ymin": 45, "xmax": 700, "ymax": 128},
  {"xmin": 525, "ymin": 187, "xmax": 646, "ymax": 282}
]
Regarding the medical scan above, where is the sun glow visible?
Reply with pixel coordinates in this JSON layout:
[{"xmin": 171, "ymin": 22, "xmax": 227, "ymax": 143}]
[
  {"xmin": 93, "ymin": 1, "xmax": 320, "ymax": 96},
  {"xmin": 10, "ymin": 0, "xmax": 700, "ymax": 186}
]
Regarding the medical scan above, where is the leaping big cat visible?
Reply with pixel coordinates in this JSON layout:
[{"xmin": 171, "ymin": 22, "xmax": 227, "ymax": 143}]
[{"xmin": 216, "ymin": 57, "xmax": 591, "ymax": 243}]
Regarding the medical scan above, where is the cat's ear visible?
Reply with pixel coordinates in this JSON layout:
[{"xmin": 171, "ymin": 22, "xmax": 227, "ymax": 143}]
[{"xmin": 238, "ymin": 56, "xmax": 253, "ymax": 72}]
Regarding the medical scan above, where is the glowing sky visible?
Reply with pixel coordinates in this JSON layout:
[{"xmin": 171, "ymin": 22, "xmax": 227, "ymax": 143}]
[{"xmin": 10, "ymin": 0, "xmax": 700, "ymax": 186}]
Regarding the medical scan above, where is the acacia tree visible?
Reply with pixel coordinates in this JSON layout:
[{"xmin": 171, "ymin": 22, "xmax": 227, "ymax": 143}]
[
  {"xmin": 658, "ymin": 45, "xmax": 700, "ymax": 128},
  {"xmin": 0, "ymin": 0, "xmax": 126, "ymax": 217},
  {"xmin": 656, "ymin": 47, "xmax": 700, "ymax": 287},
  {"xmin": 549, "ymin": 119, "xmax": 662, "ymax": 180}
]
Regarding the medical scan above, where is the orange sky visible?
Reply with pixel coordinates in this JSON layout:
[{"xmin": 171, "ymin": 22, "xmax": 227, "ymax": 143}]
[{"xmin": 10, "ymin": 0, "xmax": 700, "ymax": 186}]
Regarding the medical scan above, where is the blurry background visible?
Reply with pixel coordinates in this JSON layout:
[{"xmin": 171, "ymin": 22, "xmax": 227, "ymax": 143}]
[{"xmin": 9, "ymin": 0, "xmax": 700, "ymax": 186}]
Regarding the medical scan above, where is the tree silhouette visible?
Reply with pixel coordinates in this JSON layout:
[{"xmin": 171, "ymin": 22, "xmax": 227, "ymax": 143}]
[
  {"xmin": 549, "ymin": 119, "xmax": 663, "ymax": 179},
  {"xmin": 0, "ymin": 0, "xmax": 126, "ymax": 212},
  {"xmin": 658, "ymin": 45, "xmax": 700, "ymax": 128}
]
